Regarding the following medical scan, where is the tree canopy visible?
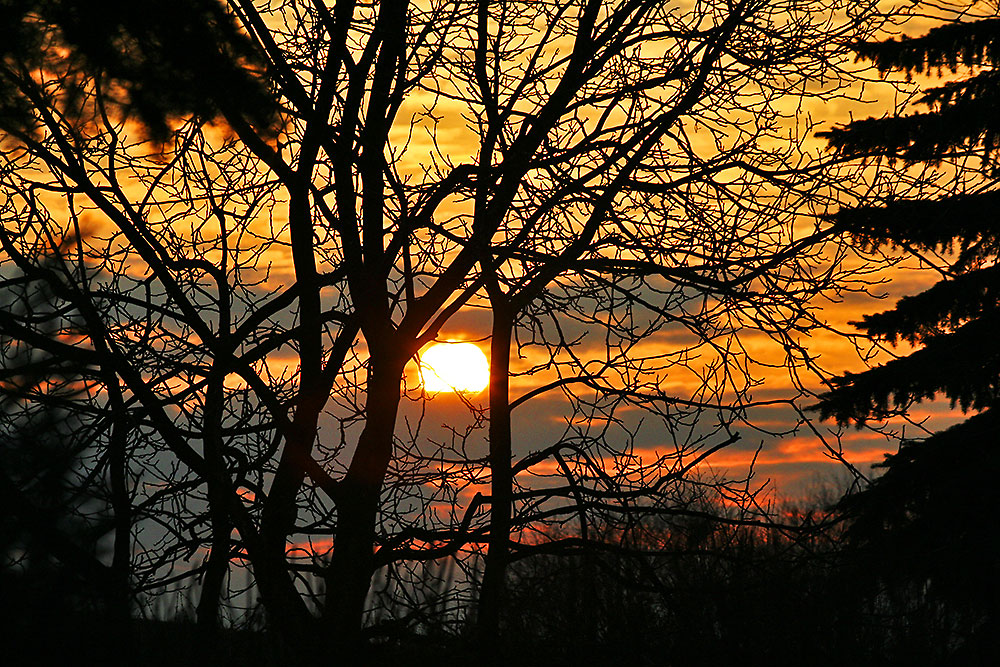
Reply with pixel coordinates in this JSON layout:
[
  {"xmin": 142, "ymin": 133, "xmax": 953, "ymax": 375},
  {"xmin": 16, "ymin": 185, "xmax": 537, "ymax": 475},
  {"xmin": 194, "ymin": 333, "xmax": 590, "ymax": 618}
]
[{"xmin": 1, "ymin": 0, "xmax": 884, "ymax": 657}]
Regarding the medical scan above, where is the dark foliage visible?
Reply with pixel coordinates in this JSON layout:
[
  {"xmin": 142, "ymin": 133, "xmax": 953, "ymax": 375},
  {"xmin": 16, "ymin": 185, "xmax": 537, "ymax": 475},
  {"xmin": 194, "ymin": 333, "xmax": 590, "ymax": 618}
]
[
  {"xmin": 856, "ymin": 18, "xmax": 1000, "ymax": 75},
  {"xmin": 819, "ymin": 309, "xmax": 1000, "ymax": 422},
  {"xmin": 819, "ymin": 18, "xmax": 1000, "ymax": 160},
  {"xmin": 24, "ymin": 498, "xmax": 968, "ymax": 667},
  {"xmin": 816, "ymin": 9, "xmax": 1000, "ymax": 660},
  {"xmin": 0, "ymin": 0, "xmax": 280, "ymax": 140},
  {"xmin": 372, "ymin": 501, "xmax": 976, "ymax": 667},
  {"xmin": 0, "ymin": 259, "xmax": 123, "ymax": 663},
  {"xmin": 840, "ymin": 411, "xmax": 1000, "ymax": 604}
]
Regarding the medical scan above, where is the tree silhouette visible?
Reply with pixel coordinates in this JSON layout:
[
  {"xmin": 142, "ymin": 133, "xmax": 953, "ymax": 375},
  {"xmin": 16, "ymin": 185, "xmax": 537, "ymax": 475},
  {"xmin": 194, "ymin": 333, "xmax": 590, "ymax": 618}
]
[
  {"xmin": 0, "ymin": 0, "xmax": 280, "ymax": 141},
  {"xmin": 0, "ymin": 239, "xmax": 132, "ymax": 660},
  {"xmin": 816, "ymin": 8, "xmax": 1000, "ymax": 657},
  {"xmin": 2, "ymin": 0, "xmax": 886, "ymax": 655}
]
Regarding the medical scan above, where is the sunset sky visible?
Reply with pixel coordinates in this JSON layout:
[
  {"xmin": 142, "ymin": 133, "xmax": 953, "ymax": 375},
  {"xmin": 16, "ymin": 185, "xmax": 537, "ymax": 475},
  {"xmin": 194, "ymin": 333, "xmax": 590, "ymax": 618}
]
[
  {"xmin": 361, "ymin": 7, "xmax": 977, "ymax": 503},
  {"xmin": 395, "ymin": 271, "xmax": 957, "ymax": 504},
  {"xmin": 6, "ymin": 2, "xmax": 996, "ymax": 660}
]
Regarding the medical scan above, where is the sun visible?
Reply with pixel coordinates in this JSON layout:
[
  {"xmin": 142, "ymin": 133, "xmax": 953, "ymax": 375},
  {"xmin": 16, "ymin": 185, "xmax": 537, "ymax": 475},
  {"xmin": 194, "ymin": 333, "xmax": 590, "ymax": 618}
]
[{"xmin": 419, "ymin": 342, "xmax": 490, "ymax": 394}]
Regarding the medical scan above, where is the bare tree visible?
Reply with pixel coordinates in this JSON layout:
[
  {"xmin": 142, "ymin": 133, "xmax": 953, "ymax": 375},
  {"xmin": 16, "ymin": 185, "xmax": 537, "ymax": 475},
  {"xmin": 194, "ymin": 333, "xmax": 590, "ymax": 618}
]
[{"xmin": 0, "ymin": 0, "xmax": 886, "ymax": 653}]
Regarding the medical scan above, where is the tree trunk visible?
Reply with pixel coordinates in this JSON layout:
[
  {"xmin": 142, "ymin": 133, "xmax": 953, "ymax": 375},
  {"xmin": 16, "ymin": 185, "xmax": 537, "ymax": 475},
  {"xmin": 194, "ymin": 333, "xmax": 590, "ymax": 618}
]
[
  {"xmin": 324, "ymin": 361, "xmax": 403, "ymax": 647},
  {"xmin": 197, "ymin": 370, "xmax": 229, "ymax": 629},
  {"xmin": 478, "ymin": 294, "xmax": 513, "ymax": 643},
  {"xmin": 196, "ymin": 489, "xmax": 231, "ymax": 628}
]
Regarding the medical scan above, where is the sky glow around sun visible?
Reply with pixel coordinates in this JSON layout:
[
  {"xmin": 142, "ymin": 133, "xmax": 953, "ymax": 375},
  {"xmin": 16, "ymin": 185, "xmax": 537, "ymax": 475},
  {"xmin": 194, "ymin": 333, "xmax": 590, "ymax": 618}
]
[{"xmin": 419, "ymin": 342, "xmax": 490, "ymax": 393}]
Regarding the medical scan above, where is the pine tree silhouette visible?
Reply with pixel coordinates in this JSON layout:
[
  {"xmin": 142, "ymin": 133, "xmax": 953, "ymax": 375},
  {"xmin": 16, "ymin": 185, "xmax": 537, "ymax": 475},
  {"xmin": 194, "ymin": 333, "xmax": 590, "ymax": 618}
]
[{"xmin": 815, "ymin": 15, "xmax": 1000, "ymax": 659}]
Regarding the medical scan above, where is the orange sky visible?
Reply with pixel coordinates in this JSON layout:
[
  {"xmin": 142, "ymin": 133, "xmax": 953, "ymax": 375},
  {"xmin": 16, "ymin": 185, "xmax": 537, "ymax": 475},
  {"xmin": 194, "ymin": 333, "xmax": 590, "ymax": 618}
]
[
  {"xmin": 29, "ymin": 1, "xmax": 983, "ymax": 527},
  {"xmin": 368, "ymin": 6, "xmax": 991, "ymax": 503}
]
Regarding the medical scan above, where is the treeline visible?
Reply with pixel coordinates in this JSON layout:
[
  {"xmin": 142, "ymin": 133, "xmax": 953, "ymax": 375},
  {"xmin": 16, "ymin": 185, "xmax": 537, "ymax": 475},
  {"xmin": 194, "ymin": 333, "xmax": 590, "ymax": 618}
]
[{"xmin": 4, "ymin": 478, "xmax": 992, "ymax": 666}]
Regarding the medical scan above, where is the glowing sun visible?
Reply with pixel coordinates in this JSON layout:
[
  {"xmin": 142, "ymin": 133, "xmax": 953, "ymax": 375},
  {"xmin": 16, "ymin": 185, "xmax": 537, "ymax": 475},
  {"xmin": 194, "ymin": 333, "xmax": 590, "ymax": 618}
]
[{"xmin": 419, "ymin": 342, "xmax": 490, "ymax": 394}]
